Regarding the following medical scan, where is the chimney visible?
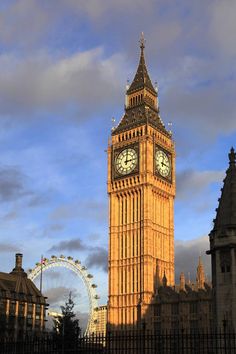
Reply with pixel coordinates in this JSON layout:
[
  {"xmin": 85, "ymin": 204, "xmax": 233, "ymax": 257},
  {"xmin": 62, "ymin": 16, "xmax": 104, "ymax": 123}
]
[
  {"xmin": 11, "ymin": 253, "xmax": 26, "ymax": 275},
  {"xmin": 15, "ymin": 253, "xmax": 23, "ymax": 269}
]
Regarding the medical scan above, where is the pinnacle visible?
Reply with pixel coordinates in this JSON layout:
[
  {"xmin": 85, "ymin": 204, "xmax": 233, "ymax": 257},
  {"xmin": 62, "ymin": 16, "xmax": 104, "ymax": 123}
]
[{"xmin": 229, "ymin": 146, "xmax": 236, "ymax": 166}]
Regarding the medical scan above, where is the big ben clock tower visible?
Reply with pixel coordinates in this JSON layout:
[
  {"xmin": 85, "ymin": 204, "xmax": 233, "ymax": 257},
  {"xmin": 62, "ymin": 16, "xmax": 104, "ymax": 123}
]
[{"xmin": 107, "ymin": 35, "xmax": 176, "ymax": 329}]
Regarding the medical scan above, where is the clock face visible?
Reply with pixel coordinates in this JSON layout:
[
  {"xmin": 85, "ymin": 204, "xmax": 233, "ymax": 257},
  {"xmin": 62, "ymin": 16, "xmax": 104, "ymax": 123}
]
[
  {"xmin": 155, "ymin": 149, "xmax": 171, "ymax": 178},
  {"xmin": 115, "ymin": 148, "xmax": 138, "ymax": 176}
]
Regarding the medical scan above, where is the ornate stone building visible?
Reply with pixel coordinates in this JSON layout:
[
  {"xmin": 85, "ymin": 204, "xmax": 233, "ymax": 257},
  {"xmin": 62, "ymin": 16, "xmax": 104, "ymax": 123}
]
[
  {"xmin": 151, "ymin": 258, "xmax": 212, "ymax": 331},
  {"xmin": 0, "ymin": 253, "xmax": 47, "ymax": 338},
  {"xmin": 207, "ymin": 147, "xmax": 236, "ymax": 329},
  {"xmin": 107, "ymin": 35, "xmax": 236, "ymax": 331}
]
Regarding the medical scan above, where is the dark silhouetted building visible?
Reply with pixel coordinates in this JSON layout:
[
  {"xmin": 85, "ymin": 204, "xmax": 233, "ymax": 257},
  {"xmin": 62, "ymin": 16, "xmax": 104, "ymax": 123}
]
[{"xmin": 0, "ymin": 253, "xmax": 47, "ymax": 338}]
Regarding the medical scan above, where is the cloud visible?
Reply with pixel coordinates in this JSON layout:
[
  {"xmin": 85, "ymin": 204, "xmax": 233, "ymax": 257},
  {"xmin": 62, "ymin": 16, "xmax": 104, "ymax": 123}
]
[
  {"xmin": 176, "ymin": 169, "xmax": 224, "ymax": 201},
  {"xmin": 0, "ymin": 243, "xmax": 18, "ymax": 253},
  {"xmin": 43, "ymin": 270, "xmax": 62, "ymax": 280},
  {"xmin": 0, "ymin": 49, "xmax": 125, "ymax": 118},
  {"xmin": 85, "ymin": 247, "xmax": 108, "ymax": 272},
  {"xmin": 0, "ymin": 165, "xmax": 30, "ymax": 201},
  {"xmin": 44, "ymin": 286, "xmax": 80, "ymax": 307},
  {"xmin": 27, "ymin": 194, "xmax": 50, "ymax": 207},
  {"xmin": 49, "ymin": 238, "xmax": 88, "ymax": 252},
  {"xmin": 49, "ymin": 238, "xmax": 108, "ymax": 272},
  {"xmin": 48, "ymin": 224, "xmax": 65, "ymax": 232},
  {"xmin": 163, "ymin": 82, "xmax": 236, "ymax": 140},
  {"xmin": 64, "ymin": 0, "xmax": 155, "ymax": 20},
  {"xmin": 175, "ymin": 236, "xmax": 211, "ymax": 283},
  {"xmin": 0, "ymin": 0, "xmax": 53, "ymax": 47},
  {"xmin": 75, "ymin": 311, "xmax": 89, "ymax": 332},
  {"xmin": 209, "ymin": 1, "xmax": 236, "ymax": 57},
  {"xmin": 50, "ymin": 200, "xmax": 107, "ymax": 222},
  {"xmin": 2, "ymin": 210, "xmax": 18, "ymax": 221}
]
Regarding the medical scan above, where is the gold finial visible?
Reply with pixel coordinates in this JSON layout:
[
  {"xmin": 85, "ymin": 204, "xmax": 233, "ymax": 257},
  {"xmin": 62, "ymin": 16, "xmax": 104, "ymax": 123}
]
[{"xmin": 139, "ymin": 32, "xmax": 146, "ymax": 50}]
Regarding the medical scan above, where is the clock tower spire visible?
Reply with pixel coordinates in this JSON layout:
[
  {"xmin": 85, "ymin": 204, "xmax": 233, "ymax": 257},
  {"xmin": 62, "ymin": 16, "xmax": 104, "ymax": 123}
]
[
  {"xmin": 113, "ymin": 33, "xmax": 168, "ymax": 136},
  {"xmin": 107, "ymin": 36, "xmax": 175, "ymax": 330}
]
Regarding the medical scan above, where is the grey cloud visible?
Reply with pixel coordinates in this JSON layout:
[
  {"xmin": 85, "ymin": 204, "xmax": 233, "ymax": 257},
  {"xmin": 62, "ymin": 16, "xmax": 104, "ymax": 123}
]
[
  {"xmin": 0, "ymin": 0, "xmax": 52, "ymax": 47},
  {"xmin": 47, "ymin": 310, "xmax": 88, "ymax": 331},
  {"xmin": 44, "ymin": 286, "xmax": 80, "ymax": 307},
  {"xmin": 175, "ymin": 236, "xmax": 211, "ymax": 283},
  {"xmin": 0, "ymin": 165, "xmax": 47, "ymax": 209},
  {"xmin": 2, "ymin": 210, "xmax": 18, "ymax": 221},
  {"xmin": 0, "ymin": 243, "xmax": 18, "ymax": 253},
  {"xmin": 0, "ymin": 50, "xmax": 125, "ymax": 118},
  {"xmin": 176, "ymin": 169, "xmax": 224, "ymax": 201},
  {"xmin": 163, "ymin": 83, "xmax": 236, "ymax": 141},
  {"xmin": 49, "ymin": 224, "xmax": 65, "ymax": 232},
  {"xmin": 87, "ymin": 233, "xmax": 102, "ymax": 241},
  {"xmin": 50, "ymin": 200, "xmax": 107, "ymax": 222},
  {"xmin": 75, "ymin": 311, "xmax": 89, "ymax": 332},
  {"xmin": 49, "ymin": 238, "xmax": 108, "ymax": 271},
  {"xmin": 85, "ymin": 247, "xmax": 108, "ymax": 273},
  {"xmin": 27, "ymin": 194, "xmax": 50, "ymax": 207},
  {"xmin": 43, "ymin": 270, "xmax": 62, "ymax": 280},
  {"xmin": 64, "ymin": 0, "xmax": 155, "ymax": 20},
  {"xmin": 0, "ymin": 166, "xmax": 30, "ymax": 201},
  {"xmin": 49, "ymin": 238, "xmax": 88, "ymax": 252},
  {"xmin": 209, "ymin": 1, "xmax": 236, "ymax": 57}
]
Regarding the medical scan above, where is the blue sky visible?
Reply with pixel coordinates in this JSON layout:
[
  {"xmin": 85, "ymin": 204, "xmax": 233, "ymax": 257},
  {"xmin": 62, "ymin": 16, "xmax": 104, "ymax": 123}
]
[{"xmin": 1, "ymin": 0, "xmax": 236, "ymax": 324}]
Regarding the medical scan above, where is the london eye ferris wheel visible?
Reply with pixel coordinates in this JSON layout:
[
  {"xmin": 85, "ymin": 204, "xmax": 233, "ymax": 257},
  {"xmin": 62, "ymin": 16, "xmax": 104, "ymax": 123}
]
[{"xmin": 28, "ymin": 255, "xmax": 100, "ymax": 334}]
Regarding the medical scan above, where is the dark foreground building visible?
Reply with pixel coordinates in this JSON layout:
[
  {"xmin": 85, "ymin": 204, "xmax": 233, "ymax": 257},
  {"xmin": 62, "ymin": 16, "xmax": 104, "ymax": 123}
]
[{"xmin": 0, "ymin": 253, "xmax": 47, "ymax": 338}]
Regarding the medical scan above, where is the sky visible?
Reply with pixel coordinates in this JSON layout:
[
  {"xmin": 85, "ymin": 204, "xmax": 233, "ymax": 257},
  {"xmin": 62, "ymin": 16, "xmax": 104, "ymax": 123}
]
[{"xmin": 0, "ymin": 0, "xmax": 236, "ymax": 328}]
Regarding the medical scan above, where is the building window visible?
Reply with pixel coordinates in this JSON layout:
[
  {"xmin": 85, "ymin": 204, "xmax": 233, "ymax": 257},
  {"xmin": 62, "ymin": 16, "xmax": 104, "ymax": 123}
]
[
  {"xmin": 9, "ymin": 301, "xmax": 16, "ymax": 316},
  {"xmin": 154, "ymin": 321, "xmax": 161, "ymax": 333},
  {"xmin": 154, "ymin": 305, "xmax": 161, "ymax": 317},
  {"xmin": 0, "ymin": 299, "xmax": 7, "ymax": 313},
  {"xmin": 171, "ymin": 303, "xmax": 179, "ymax": 315},
  {"xmin": 28, "ymin": 303, "xmax": 33, "ymax": 312},
  {"xmin": 221, "ymin": 264, "xmax": 230, "ymax": 273},
  {"xmin": 18, "ymin": 302, "xmax": 25, "ymax": 317},
  {"xmin": 190, "ymin": 302, "xmax": 198, "ymax": 314},
  {"xmin": 36, "ymin": 304, "xmax": 41, "ymax": 320},
  {"xmin": 171, "ymin": 320, "xmax": 179, "ymax": 331},
  {"xmin": 190, "ymin": 320, "xmax": 198, "ymax": 332}
]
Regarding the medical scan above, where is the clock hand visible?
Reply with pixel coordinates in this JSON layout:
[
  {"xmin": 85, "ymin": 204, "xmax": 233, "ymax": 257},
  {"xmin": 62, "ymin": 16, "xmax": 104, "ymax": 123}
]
[
  {"xmin": 125, "ymin": 151, "xmax": 129, "ymax": 164},
  {"xmin": 161, "ymin": 161, "xmax": 169, "ymax": 167}
]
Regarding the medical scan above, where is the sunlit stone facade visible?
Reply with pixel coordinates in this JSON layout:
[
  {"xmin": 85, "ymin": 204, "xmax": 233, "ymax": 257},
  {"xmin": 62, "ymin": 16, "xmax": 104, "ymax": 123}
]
[{"xmin": 107, "ymin": 37, "xmax": 175, "ymax": 330}]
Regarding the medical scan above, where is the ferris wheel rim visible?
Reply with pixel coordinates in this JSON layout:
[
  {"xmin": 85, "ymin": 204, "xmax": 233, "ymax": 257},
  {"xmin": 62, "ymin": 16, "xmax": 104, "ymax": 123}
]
[{"xmin": 28, "ymin": 255, "xmax": 99, "ymax": 335}]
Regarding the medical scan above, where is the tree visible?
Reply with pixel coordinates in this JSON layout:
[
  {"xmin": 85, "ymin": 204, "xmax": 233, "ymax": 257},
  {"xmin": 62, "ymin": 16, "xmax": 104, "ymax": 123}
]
[{"xmin": 54, "ymin": 292, "xmax": 81, "ymax": 344}]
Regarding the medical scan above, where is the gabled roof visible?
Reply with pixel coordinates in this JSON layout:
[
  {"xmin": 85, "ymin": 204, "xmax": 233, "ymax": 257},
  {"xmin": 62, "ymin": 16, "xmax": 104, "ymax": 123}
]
[
  {"xmin": 0, "ymin": 271, "xmax": 45, "ymax": 302},
  {"xmin": 0, "ymin": 254, "xmax": 46, "ymax": 303}
]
